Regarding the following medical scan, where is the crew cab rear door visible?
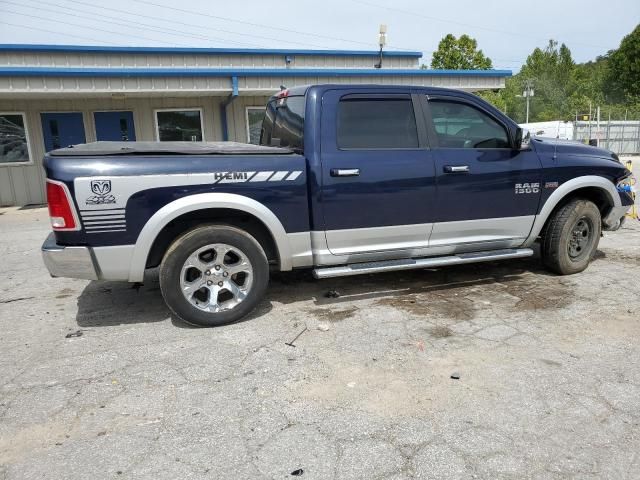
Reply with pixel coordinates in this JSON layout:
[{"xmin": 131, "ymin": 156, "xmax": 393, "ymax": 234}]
[
  {"xmin": 423, "ymin": 94, "xmax": 542, "ymax": 248},
  {"xmin": 319, "ymin": 89, "xmax": 436, "ymax": 255}
]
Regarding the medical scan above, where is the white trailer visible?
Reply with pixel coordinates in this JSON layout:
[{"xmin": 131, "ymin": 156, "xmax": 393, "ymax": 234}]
[{"xmin": 520, "ymin": 121, "xmax": 574, "ymax": 140}]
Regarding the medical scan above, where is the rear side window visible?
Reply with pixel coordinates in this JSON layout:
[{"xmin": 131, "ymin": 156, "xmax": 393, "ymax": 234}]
[
  {"xmin": 260, "ymin": 96, "xmax": 305, "ymax": 151},
  {"xmin": 337, "ymin": 97, "xmax": 418, "ymax": 149},
  {"xmin": 428, "ymin": 100, "xmax": 509, "ymax": 148}
]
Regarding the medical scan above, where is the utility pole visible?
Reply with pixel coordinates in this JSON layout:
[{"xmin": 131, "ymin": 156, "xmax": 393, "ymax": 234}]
[
  {"xmin": 374, "ymin": 25, "xmax": 387, "ymax": 69},
  {"xmin": 596, "ymin": 105, "xmax": 601, "ymax": 147},
  {"xmin": 606, "ymin": 111, "xmax": 611, "ymax": 150},
  {"xmin": 621, "ymin": 109, "xmax": 627, "ymax": 154},
  {"xmin": 588, "ymin": 102, "xmax": 592, "ymax": 142},
  {"xmin": 522, "ymin": 79, "xmax": 534, "ymax": 123}
]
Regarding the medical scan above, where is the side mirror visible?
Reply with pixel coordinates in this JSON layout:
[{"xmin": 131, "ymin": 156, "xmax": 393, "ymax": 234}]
[{"xmin": 515, "ymin": 127, "xmax": 531, "ymax": 150}]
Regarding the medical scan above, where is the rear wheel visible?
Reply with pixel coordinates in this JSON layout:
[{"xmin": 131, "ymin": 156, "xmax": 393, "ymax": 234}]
[
  {"xmin": 541, "ymin": 199, "xmax": 601, "ymax": 275},
  {"xmin": 159, "ymin": 225, "xmax": 269, "ymax": 326}
]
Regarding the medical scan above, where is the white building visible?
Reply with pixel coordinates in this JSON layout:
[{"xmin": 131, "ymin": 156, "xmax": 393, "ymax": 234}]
[{"xmin": 0, "ymin": 44, "xmax": 511, "ymax": 206}]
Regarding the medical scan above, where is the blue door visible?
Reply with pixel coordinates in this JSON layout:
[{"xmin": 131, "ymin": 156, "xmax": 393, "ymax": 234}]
[
  {"xmin": 41, "ymin": 112, "xmax": 86, "ymax": 152},
  {"xmin": 94, "ymin": 111, "xmax": 136, "ymax": 141},
  {"xmin": 320, "ymin": 90, "xmax": 436, "ymax": 255},
  {"xmin": 424, "ymin": 95, "xmax": 542, "ymax": 247}
]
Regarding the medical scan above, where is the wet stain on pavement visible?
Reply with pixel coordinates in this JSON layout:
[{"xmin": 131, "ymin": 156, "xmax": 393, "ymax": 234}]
[
  {"xmin": 501, "ymin": 276, "xmax": 573, "ymax": 311},
  {"xmin": 597, "ymin": 250, "xmax": 640, "ymax": 267},
  {"xmin": 428, "ymin": 325, "xmax": 454, "ymax": 338},
  {"xmin": 308, "ymin": 306, "xmax": 358, "ymax": 322},
  {"xmin": 55, "ymin": 288, "xmax": 74, "ymax": 299},
  {"xmin": 375, "ymin": 293, "xmax": 476, "ymax": 321}
]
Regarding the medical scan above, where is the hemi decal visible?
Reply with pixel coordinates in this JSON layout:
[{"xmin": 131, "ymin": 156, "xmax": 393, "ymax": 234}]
[
  {"xmin": 75, "ymin": 170, "xmax": 304, "ymax": 212},
  {"xmin": 250, "ymin": 171, "xmax": 275, "ymax": 182},
  {"xmin": 215, "ymin": 171, "xmax": 256, "ymax": 183},
  {"xmin": 269, "ymin": 171, "xmax": 289, "ymax": 182}
]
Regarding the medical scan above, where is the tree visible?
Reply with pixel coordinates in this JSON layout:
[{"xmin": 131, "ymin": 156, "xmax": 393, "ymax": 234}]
[
  {"xmin": 607, "ymin": 24, "xmax": 640, "ymax": 100},
  {"xmin": 483, "ymin": 40, "xmax": 578, "ymax": 123},
  {"xmin": 430, "ymin": 34, "xmax": 493, "ymax": 70},
  {"xmin": 466, "ymin": 24, "xmax": 640, "ymax": 123},
  {"xmin": 517, "ymin": 40, "xmax": 576, "ymax": 121}
]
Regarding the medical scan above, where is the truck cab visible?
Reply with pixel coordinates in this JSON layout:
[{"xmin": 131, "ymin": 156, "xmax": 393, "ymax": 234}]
[{"xmin": 42, "ymin": 84, "xmax": 635, "ymax": 326}]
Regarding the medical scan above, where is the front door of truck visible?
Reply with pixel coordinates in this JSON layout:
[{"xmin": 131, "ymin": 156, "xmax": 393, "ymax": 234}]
[
  {"xmin": 424, "ymin": 95, "xmax": 542, "ymax": 248},
  {"xmin": 320, "ymin": 90, "xmax": 436, "ymax": 255}
]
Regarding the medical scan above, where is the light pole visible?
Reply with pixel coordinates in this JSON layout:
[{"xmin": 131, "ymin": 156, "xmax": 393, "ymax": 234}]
[
  {"xmin": 374, "ymin": 24, "xmax": 387, "ymax": 69},
  {"xmin": 522, "ymin": 79, "xmax": 534, "ymax": 123}
]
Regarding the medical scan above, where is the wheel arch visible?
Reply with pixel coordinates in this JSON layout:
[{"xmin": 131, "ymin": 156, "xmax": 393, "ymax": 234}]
[
  {"xmin": 128, "ymin": 193, "xmax": 293, "ymax": 282},
  {"xmin": 524, "ymin": 175, "xmax": 620, "ymax": 246}
]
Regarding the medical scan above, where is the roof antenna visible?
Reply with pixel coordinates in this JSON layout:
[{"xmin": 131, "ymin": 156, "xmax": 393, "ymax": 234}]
[{"xmin": 374, "ymin": 24, "xmax": 387, "ymax": 69}]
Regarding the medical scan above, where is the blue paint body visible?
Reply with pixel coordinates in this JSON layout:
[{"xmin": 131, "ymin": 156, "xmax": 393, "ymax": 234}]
[
  {"xmin": 318, "ymin": 89, "xmax": 436, "ymax": 230},
  {"xmin": 46, "ymin": 153, "xmax": 308, "ymax": 246},
  {"xmin": 43, "ymin": 85, "xmax": 632, "ymax": 254}
]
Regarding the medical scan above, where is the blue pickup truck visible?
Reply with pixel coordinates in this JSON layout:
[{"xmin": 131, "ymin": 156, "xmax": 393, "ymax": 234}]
[{"xmin": 42, "ymin": 84, "xmax": 634, "ymax": 326}]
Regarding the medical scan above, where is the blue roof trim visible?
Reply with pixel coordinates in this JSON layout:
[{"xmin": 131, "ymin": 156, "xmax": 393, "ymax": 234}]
[
  {"xmin": 0, "ymin": 67, "xmax": 512, "ymax": 77},
  {"xmin": 0, "ymin": 43, "xmax": 423, "ymax": 58}
]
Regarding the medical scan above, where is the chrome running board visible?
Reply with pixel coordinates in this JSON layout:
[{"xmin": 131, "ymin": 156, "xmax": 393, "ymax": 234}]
[{"xmin": 312, "ymin": 248, "xmax": 534, "ymax": 279}]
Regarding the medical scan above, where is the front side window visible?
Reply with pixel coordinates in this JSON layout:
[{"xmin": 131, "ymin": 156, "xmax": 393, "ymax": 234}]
[
  {"xmin": 246, "ymin": 107, "xmax": 265, "ymax": 145},
  {"xmin": 337, "ymin": 97, "xmax": 418, "ymax": 149},
  {"xmin": 428, "ymin": 100, "xmax": 509, "ymax": 149},
  {"xmin": 0, "ymin": 113, "xmax": 30, "ymax": 163},
  {"xmin": 156, "ymin": 109, "xmax": 203, "ymax": 142}
]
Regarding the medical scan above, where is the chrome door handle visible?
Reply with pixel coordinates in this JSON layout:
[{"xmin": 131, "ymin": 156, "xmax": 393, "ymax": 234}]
[
  {"xmin": 443, "ymin": 165, "xmax": 470, "ymax": 173},
  {"xmin": 330, "ymin": 168, "xmax": 360, "ymax": 177}
]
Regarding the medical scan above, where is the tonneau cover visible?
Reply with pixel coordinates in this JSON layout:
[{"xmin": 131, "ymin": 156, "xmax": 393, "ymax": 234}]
[{"xmin": 48, "ymin": 141, "xmax": 294, "ymax": 156}]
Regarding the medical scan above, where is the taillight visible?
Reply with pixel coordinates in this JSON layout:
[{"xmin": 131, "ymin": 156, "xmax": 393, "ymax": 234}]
[{"xmin": 46, "ymin": 180, "xmax": 79, "ymax": 231}]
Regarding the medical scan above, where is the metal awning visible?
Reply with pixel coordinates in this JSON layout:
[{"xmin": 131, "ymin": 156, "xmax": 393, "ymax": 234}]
[{"xmin": 0, "ymin": 67, "xmax": 511, "ymax": 98}]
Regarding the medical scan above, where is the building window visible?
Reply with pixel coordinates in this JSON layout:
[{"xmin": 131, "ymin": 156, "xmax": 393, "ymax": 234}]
[
  {"xmin": 0, "ymin": 113, "xmax": 30, "ymax": 163},
  {"xmin": 246, "ymin": 107, "xmax": 265, "ymax": 144},
  {"xmin": 155, "ymin": 109, "xmax": 204, "ymax": 142}
]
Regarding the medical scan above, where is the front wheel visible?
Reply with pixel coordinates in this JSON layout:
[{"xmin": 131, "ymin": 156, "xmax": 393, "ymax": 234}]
[
  {"xmin": 159, "ymin": 225, "xmax": 269, "ymax": 327},
  {"xmin": 541, "ymin": 199, "xmax": 601, "ymax": 275}
]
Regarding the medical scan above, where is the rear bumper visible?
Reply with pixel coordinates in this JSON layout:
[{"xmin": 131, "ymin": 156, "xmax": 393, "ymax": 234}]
[{"xmin": 41, "ymin": 233, "xmax": 99, "ymax": 280}]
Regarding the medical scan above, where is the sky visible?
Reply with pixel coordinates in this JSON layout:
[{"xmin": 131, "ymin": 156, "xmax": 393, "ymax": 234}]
[{"xmin": 0, "ymin": 0, "xmax": 638, "ymax": 71}]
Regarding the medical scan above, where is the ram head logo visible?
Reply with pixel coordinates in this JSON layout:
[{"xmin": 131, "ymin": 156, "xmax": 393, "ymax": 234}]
[
  {"xmin": 90, "ymin": 180, "xmax": 111, "ymax": 195},
  {"xmin": 86, "ymin": 179, "xmax": 116, "ymax": 205}
]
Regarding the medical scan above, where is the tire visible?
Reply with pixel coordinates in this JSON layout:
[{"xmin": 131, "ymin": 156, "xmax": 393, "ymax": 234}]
[
  {"xmin": 541, "ymin": 199, "xmax": 601, "ymax": 275},
  {"xmin": 159, "ymin": 224, "xmax": 269, "ymax": 327}
]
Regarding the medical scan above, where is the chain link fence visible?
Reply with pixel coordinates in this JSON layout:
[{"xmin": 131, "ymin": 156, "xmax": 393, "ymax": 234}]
[{"xmin": 574, "ymin": 121, "xmax": 640, "ymax": 155}]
